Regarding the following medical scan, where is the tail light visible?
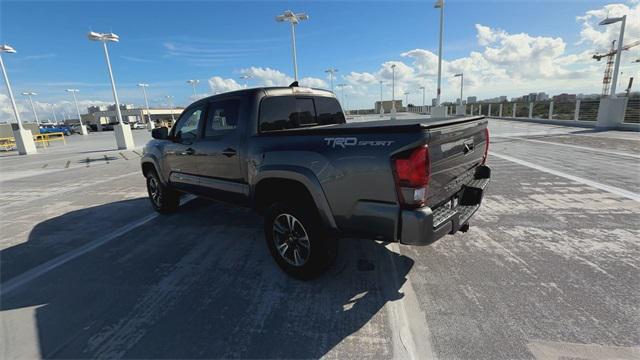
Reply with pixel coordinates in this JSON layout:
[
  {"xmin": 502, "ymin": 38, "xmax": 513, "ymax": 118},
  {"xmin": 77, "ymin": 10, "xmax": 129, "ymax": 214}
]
[
  {"xmin": 481, "ymin": 127, "xmax": 489, "ymax": 165},
  {"xmin": 393, "ymin": 145, "xmax": 430, "ymax": 208}
]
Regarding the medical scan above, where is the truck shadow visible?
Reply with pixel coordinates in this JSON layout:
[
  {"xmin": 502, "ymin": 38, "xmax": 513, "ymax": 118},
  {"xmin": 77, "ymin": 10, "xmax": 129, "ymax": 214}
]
[{"xmin": 1, "ymin": 197, "xmax": 413, "ymax": 359}]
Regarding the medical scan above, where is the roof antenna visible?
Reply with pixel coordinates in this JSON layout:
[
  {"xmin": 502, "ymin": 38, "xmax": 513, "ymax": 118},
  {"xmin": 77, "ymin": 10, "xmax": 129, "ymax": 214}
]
[{"xmin": 289, "ymin": 81, "xmax": 299, "ymax": 87}]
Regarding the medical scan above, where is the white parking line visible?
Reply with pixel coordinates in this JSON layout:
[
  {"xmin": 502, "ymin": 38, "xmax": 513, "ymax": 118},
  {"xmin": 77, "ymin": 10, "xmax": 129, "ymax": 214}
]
[
  {"xmin": 496, "ymin": 137, "xmax": 640, "ymax": 159},
  {"xmin": 384, "ymin": 242, "xmax": 435, "ymax": 360},
  {"xmin": 1, "ymin": 195, "xmax": 196, "ymax": 296},
  {"xmin": 490, "ymin": 152, "xmax": 640, "ymax": 202}
]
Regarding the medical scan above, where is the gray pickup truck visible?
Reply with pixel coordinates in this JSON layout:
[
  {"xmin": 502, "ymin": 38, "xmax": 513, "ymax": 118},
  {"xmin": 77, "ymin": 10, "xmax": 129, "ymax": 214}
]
[{"xmin": 141, "ymin": 85, "xmax": 490, "ymax": 279}]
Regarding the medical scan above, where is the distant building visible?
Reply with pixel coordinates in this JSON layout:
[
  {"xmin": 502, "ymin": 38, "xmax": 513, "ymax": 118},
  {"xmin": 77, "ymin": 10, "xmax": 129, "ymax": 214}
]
[
  {"xmin": 552, "ymin": 93, "xmax": 577, "ymax": 103},
  {"xmin": 374, "ymin": 100, "xmax": 403, "ymax": 113},
  {"xmin": 86, "ymin": 105, "xmax": 182, "ymax": 128},
  {"xmin": 537, "ymin": 92, "xmax": 549, "ymax": 101},
  {"xmin": 577, "ymin": 93, "xmax": 600, "ymax": 100},
  {"xmin": 480, "ymin": 96, "xmax": 508, "ymax": 103},
  {"xmin": 467, "ymin": 96, "xmax": 477, "ymax": 103}
]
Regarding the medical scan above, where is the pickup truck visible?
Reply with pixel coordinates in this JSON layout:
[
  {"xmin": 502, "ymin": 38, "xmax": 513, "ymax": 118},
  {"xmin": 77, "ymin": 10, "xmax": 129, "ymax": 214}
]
[{"xmin": 141, "ymin": 85, "xmax": 490, "ymax": 279}]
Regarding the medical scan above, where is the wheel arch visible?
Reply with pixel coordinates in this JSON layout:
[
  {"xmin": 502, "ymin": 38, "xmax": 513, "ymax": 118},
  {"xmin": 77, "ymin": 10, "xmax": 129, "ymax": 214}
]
[{"xmin": 253, "ymin": 167, "xmax": 337, "ymax": 231}]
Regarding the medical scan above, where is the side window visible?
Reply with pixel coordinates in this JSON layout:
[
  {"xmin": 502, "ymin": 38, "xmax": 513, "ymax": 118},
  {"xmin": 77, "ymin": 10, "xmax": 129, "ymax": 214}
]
[
  {"xmin": 315, "ymin": 96, "xmax": 346, "ymax": 125},
  {"xmin": 205, "ymin": 100, "xmax": 240, "ymax": 137},
  {"xmin": 174, "ymin": 106, "xmax": 204, "ymax": 140},
  {"xmin": 259, "ymin": 97, "xmax": 318, "ymax": 132}
]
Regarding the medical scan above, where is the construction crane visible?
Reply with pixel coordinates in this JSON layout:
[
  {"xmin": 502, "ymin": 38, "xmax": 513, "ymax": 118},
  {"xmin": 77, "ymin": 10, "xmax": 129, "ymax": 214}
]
[{"xmin": 593, "ymin": 39, "xmax": 639, "ymax": 96}]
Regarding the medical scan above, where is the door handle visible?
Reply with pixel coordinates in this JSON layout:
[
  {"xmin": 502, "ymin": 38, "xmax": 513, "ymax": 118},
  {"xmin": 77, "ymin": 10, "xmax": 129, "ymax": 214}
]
[
  {"xmin": 222, "ymin": 148, "xmax": 237, "ymax": 157},
  {"xmin": 182, "ymin": 148, "xmax": 196, "ymax": 155}
]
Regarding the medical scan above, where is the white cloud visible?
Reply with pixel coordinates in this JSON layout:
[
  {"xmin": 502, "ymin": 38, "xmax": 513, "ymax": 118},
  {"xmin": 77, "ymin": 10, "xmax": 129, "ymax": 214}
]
[
  {"xmin": 0, "ymin": 94, "xmax": 113, "ymax": 124},
  {"xmin": 208, "ymin": 76, "xmax": 243, "ymax": 94},
  {"xmin": 341, "ymin": 1, "xmax": 640, "ymax": 109},
  {"xmin": 577, "ymin": 2, "xmax": 640, "ymax": 53},
  {"xmin": 206, "ymin": 67, "xmax": 327, "ymax": 94}
]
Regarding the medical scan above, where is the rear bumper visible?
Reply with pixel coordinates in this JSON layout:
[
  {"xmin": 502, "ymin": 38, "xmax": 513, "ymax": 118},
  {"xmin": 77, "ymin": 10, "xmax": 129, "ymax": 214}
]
[{"xmin": 400, "ymin": 165, "xmax": 490, "ymax": 246}]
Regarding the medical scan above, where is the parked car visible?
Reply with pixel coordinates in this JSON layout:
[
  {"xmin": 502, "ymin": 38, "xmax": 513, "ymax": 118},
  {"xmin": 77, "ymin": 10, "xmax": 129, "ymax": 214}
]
[
  {"xmin": 39, "ymin": 124, "xmax": 71, "ymax": 136},
  {"xmin": 71, "ymin": 124, "xmax": 90, "ymax": 134},
  {"xmin": 131, "ymin": 122, "xmax": 147, "ymax": 130},
  {"xmin": 141, "ymin": 85, "xmax": 490, "ymax": 279}
]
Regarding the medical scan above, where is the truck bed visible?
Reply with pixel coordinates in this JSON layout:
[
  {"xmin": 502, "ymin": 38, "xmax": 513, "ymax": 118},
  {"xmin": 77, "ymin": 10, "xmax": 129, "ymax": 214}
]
[{"xmin": 258, "ymin": 116, "xmax": 486, "ymax": 135}]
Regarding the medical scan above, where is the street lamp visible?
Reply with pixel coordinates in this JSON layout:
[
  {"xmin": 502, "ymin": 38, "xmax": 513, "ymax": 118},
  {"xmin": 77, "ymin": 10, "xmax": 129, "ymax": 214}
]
[
  {"xmin": 434, "ymin": 0, "xmax": 444, "ymax": 106},
  {"xmin": 325, "ymin": 67, "xmax": 338, "ymax": 91},
  {"xmin": 599, "ymin": 15, "xmax": 627, "ymax": 97},
  {"xmin": 187, "ymin": 79, "xmax": 199, "ymax": 97},
  {"xmin": 65, "ymin": 89, "xmax": 88, "ymax": 135},
  {"xmin": 391, "ymin": 64, "xmax": 397, "ymax": 119},
  {"xmin": 239, "ymin": 75, "xmax": 253, "ymax": 88},
  {"xmin": 276, "ymin": 10, "xmax": 309, "ymax": 82},
  {"xmin": 454, "ymin": 73, "xmax": 463, "ymax": 105},
  {"xmin": 419, "ymin": 86, "xmax": 426, "ymax": 107},
  {"xmin": 137, "ymin": 83, "xmax": 153, "ymax": 130},
  {"xmin": 51, "ymin": 104, "xmax": 58, "ymax": 123},
  {"xmin": 21, "ymin": 92, "xmax": 40, "ymax": 125},
  {"xmin": 336, "ymin": 83, "xmax": 346, "ymax": 107},
  {"xmin": 87, "ymin": 31, "xmax": 134, "ymax": 149},
  {"xmin": 379, "ymin": 80, "xmax": 385, "ymax": 117},
  {"xmin": 166, "ymin": 95, "xmax": 176, "ymax": 123},
  {"xmin": 1, "ymin": 44, "xmax": 36, "ymax": 154}
]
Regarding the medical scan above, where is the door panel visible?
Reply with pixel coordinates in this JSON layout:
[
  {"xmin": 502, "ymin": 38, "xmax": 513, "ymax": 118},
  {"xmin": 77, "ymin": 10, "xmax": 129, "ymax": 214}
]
[
  {"xmin": 196, "ymin": 99, "xmax": 246, "ymax": 201},
  {"xmin": 165, "ymin": 105, "xmax": 206, "ymax": 189}
]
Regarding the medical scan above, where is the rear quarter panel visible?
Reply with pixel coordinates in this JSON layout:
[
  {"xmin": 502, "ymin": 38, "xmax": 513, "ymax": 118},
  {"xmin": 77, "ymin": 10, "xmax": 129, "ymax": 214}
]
[{"xmin": 248, "ymin": 131, "xmax": 429, "ymax": 239}]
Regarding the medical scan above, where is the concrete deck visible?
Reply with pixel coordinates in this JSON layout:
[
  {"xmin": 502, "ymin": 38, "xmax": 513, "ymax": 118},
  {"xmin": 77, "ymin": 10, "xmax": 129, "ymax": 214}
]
[{"xmin": 1, "ymin": 120, "xmax": 638, "ymax": 359}]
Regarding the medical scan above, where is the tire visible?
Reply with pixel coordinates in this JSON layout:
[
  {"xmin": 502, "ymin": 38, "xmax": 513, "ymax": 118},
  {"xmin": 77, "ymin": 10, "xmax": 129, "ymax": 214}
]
[
  {"xmin": 264, "ymin": 201, "xmax": 337, "ymax": 280},
  {"xmin": 146, "ymin": 169, "xmax": 180, "ymax": 214}
]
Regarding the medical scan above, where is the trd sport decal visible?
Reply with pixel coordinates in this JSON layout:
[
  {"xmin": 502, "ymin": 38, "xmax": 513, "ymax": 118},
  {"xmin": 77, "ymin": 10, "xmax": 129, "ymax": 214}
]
[{"xmin": 324, "ymin": 137, "xmax": 394, "ymax": 148}]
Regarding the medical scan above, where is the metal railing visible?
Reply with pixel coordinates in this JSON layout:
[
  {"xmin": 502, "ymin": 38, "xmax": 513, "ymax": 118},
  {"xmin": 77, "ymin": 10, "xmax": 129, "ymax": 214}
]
[
  {"xmin": 624, "ymin": 98, "xmax": 639, "ymax": 124},
  {"xmin": 578, "ymin": 100, "xmax": 599, "ymax": 121},
  {"xmin": 463, "ymin": 99, "xmax": 612, "ymax": 123},
  {"xmin": 0, "ymin": 137, "xmax": 16, "ymax": 151},
  {"xmin": 33, "ymin": 132, "xmax": 67, "ymax": 147}
]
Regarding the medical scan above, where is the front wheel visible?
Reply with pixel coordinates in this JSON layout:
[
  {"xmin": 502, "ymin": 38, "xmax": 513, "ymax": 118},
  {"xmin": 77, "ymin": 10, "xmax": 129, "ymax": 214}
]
[
  {"xmin": 146, "ymin": 169, "xmax": 180, "ymax": 214},
  {"xmin": 264, "ymin": 202, "xmax": 336, "ymax": 280}
]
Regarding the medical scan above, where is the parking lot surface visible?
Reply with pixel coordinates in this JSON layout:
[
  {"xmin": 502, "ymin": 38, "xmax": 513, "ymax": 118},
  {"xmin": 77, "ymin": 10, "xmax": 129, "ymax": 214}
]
[{"xmin": 1, "ymin": 120, "xmax": 639, "ymax": 359}]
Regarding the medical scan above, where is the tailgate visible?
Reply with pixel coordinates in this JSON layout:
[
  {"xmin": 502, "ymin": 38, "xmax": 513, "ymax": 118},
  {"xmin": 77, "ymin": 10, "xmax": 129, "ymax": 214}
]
[{"xmin": 426, "ymin": 119, "xmax": 488, "ymax": 207}]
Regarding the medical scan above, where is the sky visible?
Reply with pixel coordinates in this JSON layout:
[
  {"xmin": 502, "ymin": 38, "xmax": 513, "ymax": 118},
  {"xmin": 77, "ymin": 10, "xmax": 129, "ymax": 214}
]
[{"xmin": 0, "ymin": 0, "xmax": 639, "ymax": 122}]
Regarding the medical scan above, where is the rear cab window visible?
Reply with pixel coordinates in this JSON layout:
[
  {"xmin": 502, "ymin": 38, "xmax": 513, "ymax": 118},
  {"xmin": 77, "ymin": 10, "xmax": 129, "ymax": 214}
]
[{"xmin": 259, "ymin": 96, "xmax": 345, "ymax": 133}]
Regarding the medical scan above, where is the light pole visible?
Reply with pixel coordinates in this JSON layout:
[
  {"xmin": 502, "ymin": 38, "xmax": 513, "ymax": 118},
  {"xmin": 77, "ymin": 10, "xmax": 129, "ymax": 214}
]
[
  {"xmin": 454, "ymin": 73, "xmax": 463, "ymax": 105},
  {"xmin": 166, "ymin": 95, "xmax": 176, "ymax": 123},
  {"xmin": 88, "ymin": 31, "xmax": 134, "ymax": 149},
  {"xmin": 419, "ymin": 86, "xmax": 426, "ymax": 108},
  {"xmin": 276, "ymin": 10, "xmax": 309, "ymax": 82},
  {"xmin": 391, "ymin": 64, "xmax": 397, "ymax": 119},
  {"xmin": 336, "ymin": 84, "xmax": 346, "ymax": 107},
  {"xmin": 239, "ymin": 75, "xmax": 253, "ymax": 88},
  {"xmin": 21, "ymin": 92, "xmax": 40, "ymax": 125},
  {"xmin": 187, "ymin": 79, "xmax": 199, "ymax": 98},
  {"xmin": 379, "ymin": 80, "xmax": 385, "ymax": 117},
  {"xmin": 51, "ymin": 104, "xmax": 57, "ymax": 123},
  {"xmin": 66, "ymin": 89, "xmax": 88, "ymax": 135},
  {"xmin": 434, "ymin": 0, "xmax": 444, "ymax": 106},
  {"xmin": 0, "ymin": 44, "xmax": 36, "ymax": 154},
  {"xmin": 325, "ymin": 67, "xmax": 338, "ymax": 91},
  {"xmin": 599, "ymin": 15, "xmax": 626, "ymax": 97},
  {"xmin": 138, "ymin": 83, "xmax": 154, "ymax": 130}
]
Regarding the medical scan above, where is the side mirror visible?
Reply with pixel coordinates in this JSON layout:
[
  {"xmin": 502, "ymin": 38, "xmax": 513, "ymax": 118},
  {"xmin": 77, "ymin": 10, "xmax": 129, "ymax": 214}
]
[{"xmin": 151, "ymin": 127, "xmax": 169, "ymax": 140}]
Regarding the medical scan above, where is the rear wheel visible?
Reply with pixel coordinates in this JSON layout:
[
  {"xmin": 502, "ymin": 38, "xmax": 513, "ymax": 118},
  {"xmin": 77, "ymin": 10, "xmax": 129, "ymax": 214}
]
[
  {"xmin": 264, "ymin": 201, "xmax": 336, "ymax": 280},
  {"xmin": 146, "ymin": 169, "xmax": 179, "ymax": 214}
]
